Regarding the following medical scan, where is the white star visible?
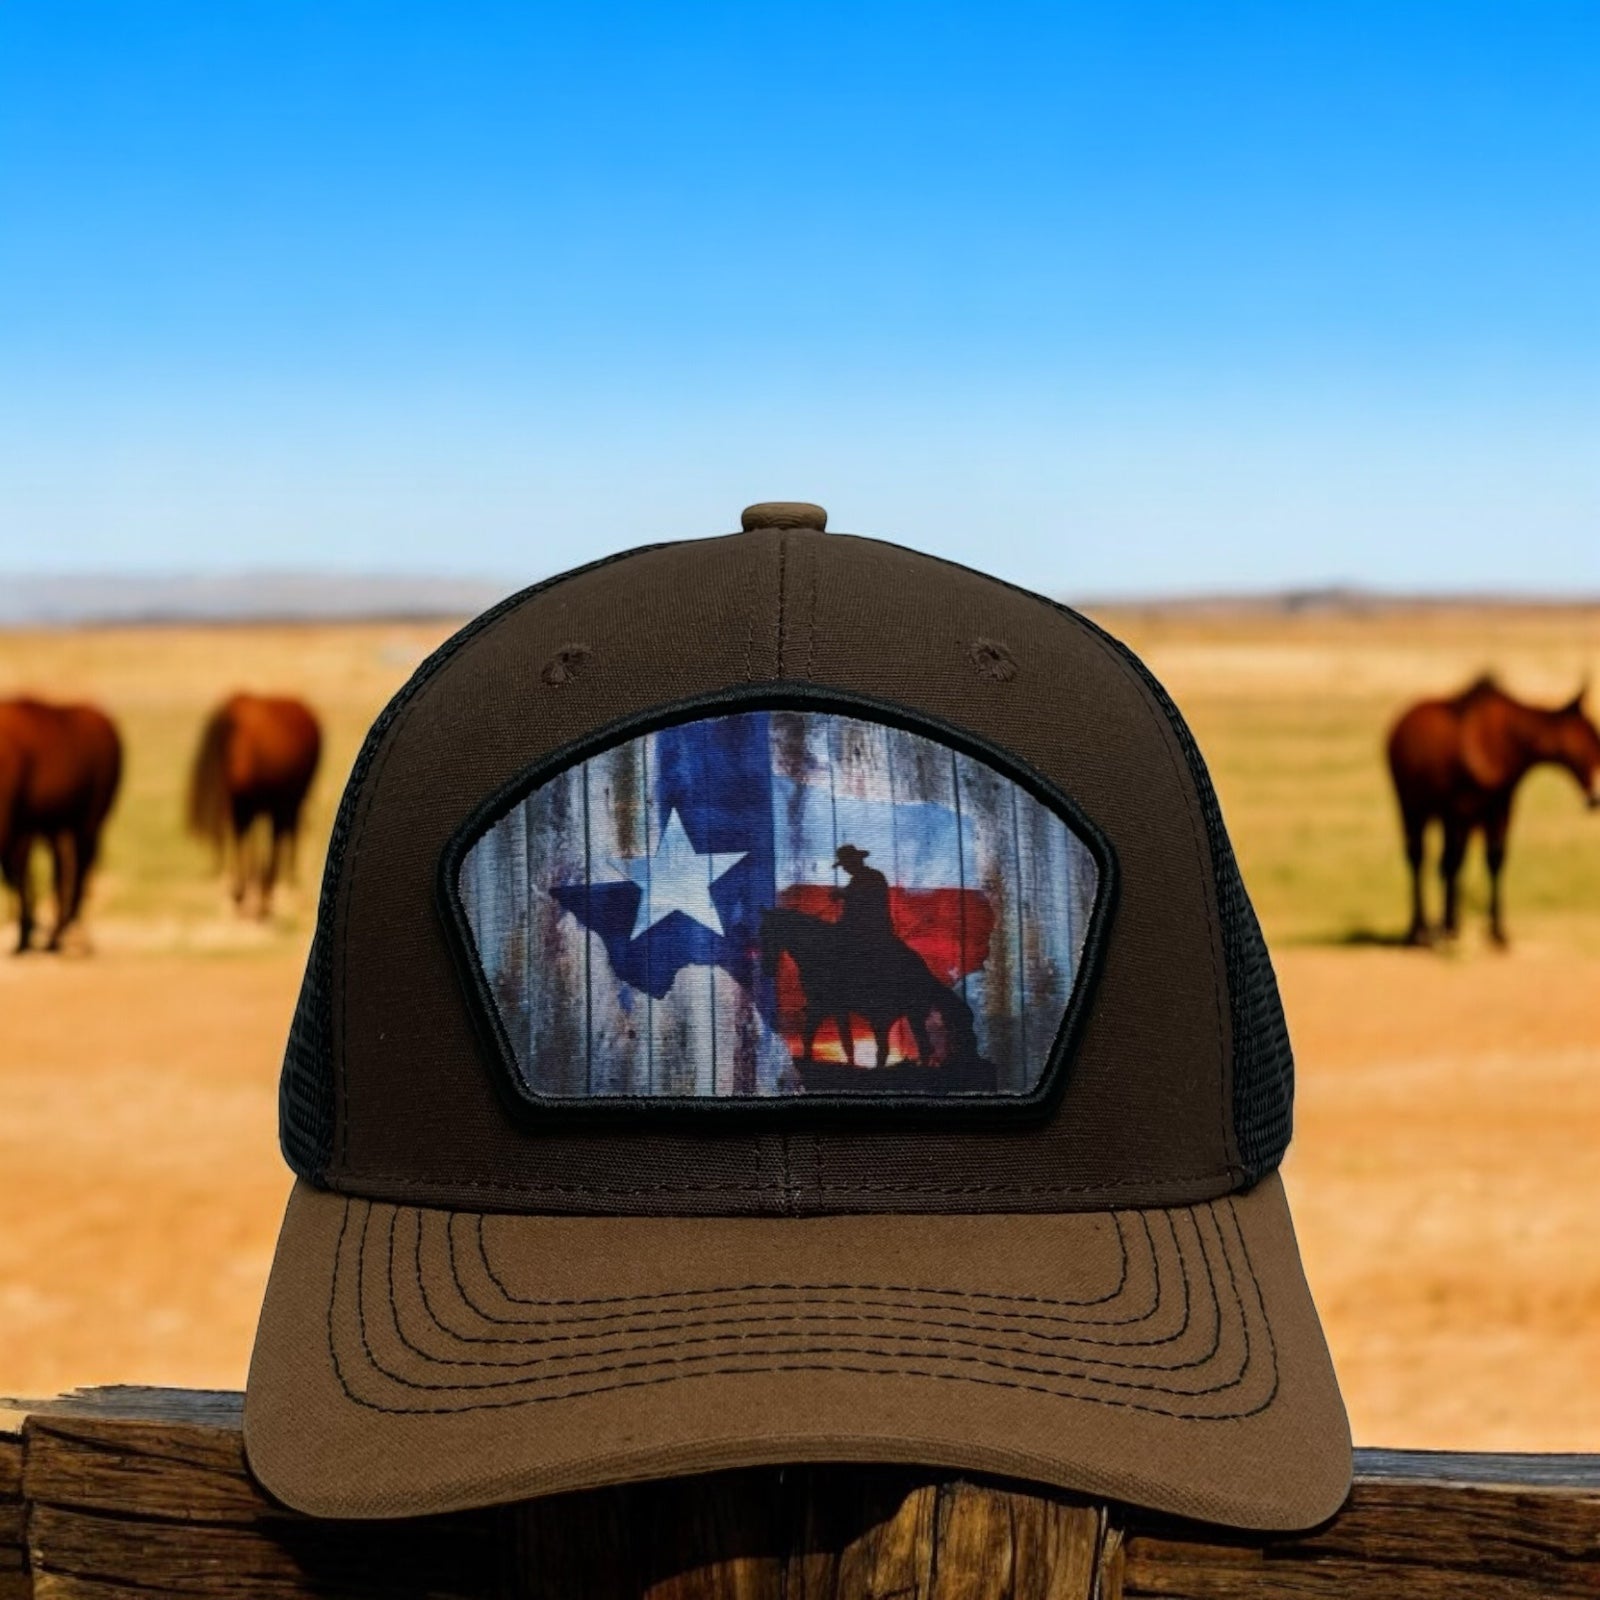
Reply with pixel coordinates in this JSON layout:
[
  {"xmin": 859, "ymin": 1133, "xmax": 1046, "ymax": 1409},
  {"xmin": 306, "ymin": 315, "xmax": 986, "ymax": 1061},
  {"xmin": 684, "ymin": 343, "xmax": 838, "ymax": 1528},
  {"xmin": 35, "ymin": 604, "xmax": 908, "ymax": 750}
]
[{"xmin": 617, "ymin": 808, "xmax": 746, "ymax": 940}]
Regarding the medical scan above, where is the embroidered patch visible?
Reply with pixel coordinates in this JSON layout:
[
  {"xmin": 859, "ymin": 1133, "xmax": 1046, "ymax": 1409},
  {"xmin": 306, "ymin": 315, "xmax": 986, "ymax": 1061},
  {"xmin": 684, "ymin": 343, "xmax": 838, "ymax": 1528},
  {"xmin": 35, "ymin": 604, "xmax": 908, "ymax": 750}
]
[{"xmin": 451, "ymin": 705, "xmax": 1106, "ymax": 1105}]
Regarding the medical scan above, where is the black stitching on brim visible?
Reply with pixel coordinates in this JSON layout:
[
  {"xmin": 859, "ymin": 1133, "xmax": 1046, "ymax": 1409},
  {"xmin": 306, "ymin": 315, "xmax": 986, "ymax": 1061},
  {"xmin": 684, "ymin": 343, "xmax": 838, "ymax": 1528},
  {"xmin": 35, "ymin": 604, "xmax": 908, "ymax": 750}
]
[
  {"xmin": 400, "ymin": 1210, "xmax": 1204, "ymax": 1361},
  {"xmin": 338, "ymin": 1199, "xmax": 1255, "ymax": 1407},
  {"xmin": 322, "ymin": 1195, "xmax": 1278, "ymax": 1421},
  {"xmin": 455, "ymin": 1210, "xmax": 1150, "ymax": 1328},
  {"xmin": 405, "ymin": 1208, "xmax": 1207, "ymax": 1373}
]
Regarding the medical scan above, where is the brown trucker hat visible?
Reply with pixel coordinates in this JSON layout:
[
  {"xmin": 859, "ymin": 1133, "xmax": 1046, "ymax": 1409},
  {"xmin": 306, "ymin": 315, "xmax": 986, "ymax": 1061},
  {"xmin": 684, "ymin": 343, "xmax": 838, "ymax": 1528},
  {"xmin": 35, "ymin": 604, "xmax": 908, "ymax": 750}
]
[{"xmin": 244, "ymin": 502, "xmax": 1350, "ymax": 1529}]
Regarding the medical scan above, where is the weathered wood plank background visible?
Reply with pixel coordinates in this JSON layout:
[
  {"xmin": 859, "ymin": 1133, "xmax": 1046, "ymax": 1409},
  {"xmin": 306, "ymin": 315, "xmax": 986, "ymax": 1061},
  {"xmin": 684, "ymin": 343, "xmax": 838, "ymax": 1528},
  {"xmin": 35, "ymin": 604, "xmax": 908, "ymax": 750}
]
[
  {"xmin": 3, "ymin": 1389, "xmax": 1597, "ymax": 1598},
  {"xmin": 458, "ymin": 708, "xmax": 1101, "ymax": 1101}
]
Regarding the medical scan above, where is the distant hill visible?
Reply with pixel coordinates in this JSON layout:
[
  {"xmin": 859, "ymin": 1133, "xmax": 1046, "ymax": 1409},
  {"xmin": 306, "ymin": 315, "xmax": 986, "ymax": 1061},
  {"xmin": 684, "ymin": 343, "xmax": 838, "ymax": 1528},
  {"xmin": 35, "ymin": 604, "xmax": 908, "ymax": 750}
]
[
  {"xmin": 1, "ymin": 572, "xmax": 1592, "ymax": 627},
  {"xmin": 1077, "ymin": 585, "xmax": 1598, "ymax": 616},
  {"xmin": 0, "ymin": 572, "xmax": 515, "ymax": 626}
]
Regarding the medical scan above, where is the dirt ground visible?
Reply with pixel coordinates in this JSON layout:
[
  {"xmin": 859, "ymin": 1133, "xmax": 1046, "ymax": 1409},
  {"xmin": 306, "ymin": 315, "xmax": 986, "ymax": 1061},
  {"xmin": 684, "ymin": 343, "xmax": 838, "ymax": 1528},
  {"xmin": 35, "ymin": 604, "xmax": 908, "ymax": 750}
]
[{"xmin": 1, "ymin": 603, "xmax": 1597, "ymax": 1449}]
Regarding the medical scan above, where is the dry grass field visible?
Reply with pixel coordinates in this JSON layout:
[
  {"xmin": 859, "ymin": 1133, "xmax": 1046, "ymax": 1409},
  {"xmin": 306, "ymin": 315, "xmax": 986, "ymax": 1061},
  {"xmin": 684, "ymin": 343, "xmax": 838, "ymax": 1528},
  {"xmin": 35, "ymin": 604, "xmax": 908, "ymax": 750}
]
[{"xmin": 2, "ymin": 599, "xmax": 1597, "ymax": 1451}]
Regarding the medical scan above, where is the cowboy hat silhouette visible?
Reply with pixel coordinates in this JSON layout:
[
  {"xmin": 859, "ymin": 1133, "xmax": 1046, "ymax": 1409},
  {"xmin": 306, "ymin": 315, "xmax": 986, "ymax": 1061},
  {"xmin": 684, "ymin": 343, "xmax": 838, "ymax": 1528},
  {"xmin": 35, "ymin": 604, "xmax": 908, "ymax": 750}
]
[{"xmin": 834, "ymin": 843, "xmax": 870, "ymax": 869}]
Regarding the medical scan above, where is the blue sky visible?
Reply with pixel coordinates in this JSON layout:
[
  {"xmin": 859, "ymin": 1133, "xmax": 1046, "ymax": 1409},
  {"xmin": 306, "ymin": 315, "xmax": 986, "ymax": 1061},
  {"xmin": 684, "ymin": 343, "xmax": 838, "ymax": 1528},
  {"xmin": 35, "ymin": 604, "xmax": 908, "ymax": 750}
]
[{"xmin": 2, "ymin": 1, "xmax": 1596, "ymax": 596}]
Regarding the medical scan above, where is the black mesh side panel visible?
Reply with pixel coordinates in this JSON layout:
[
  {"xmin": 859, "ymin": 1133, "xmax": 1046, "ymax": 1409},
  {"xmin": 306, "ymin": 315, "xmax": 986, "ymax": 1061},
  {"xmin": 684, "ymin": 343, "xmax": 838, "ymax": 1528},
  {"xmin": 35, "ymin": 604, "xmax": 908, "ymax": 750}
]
[
  {"xmin": 278, "ymin": 547, "xmax": 669, "ymax": 1183},
  {"xmin": 280, "ymin": 918, "xmax": 335, "ymax": 1178},
  {"xmin": 1225, "ymin": 871, "xmax": 1295, "ymax": 1178},
  {"xmin": 277, "ymin": 654, "xmax": 477, "ymax": 1181},
  {"xmin": 1071, "ymin": 619, "xmax": 1295, "ymax": 1183}
]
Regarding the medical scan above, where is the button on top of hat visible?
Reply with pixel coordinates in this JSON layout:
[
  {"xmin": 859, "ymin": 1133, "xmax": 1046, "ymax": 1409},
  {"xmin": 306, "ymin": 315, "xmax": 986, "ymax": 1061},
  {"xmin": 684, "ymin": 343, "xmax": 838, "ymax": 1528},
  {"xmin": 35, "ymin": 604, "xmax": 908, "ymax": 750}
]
[{"xmin": 740, "ymin": 501, "xmax": 827, "ymax": 532}]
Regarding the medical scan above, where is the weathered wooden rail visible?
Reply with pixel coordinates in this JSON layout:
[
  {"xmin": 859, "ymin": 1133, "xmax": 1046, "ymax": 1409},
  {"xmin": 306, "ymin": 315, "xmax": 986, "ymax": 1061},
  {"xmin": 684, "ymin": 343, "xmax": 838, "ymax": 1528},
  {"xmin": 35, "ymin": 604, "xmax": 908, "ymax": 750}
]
[{"xmin": 2, "ymin": 1389, "xmax": 1597, "ymax": 1597}]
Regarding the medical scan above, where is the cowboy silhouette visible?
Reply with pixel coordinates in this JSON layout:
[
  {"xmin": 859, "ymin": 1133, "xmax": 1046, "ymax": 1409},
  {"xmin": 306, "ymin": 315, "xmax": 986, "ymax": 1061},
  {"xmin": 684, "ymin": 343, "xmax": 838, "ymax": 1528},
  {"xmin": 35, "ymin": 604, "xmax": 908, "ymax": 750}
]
[
  {"xmin": 832, "ymin": 844, "xmax": 894, "ymax": 948},
  {"xmin": 756, "ymin": 838, "xmax": 996, "ymax": 1092}
]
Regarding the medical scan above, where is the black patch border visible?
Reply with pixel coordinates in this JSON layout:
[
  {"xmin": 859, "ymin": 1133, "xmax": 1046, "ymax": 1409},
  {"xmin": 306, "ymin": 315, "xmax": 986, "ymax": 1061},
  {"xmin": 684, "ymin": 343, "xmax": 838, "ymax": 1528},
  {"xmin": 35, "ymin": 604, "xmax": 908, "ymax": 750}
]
[{"xmin": 436, "ymin": 683, "xmax": 1118, "ymax": 1126}]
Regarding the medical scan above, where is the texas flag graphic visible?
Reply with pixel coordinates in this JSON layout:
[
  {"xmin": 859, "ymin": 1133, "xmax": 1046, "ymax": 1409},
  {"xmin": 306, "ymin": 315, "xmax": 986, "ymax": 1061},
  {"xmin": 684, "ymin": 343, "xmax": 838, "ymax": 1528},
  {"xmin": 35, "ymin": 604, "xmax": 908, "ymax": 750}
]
[{"xmin": 456, "ymin": 708, "xmax": 1100, "ymax": 1100}]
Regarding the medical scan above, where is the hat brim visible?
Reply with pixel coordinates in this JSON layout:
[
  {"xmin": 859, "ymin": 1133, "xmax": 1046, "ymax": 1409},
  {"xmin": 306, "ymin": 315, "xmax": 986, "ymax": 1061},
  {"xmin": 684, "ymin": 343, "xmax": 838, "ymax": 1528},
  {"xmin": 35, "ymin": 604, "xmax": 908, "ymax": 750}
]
[{"xmin": 243, "ymin": 1171, "xmax": 1349, "ymax": 1529}]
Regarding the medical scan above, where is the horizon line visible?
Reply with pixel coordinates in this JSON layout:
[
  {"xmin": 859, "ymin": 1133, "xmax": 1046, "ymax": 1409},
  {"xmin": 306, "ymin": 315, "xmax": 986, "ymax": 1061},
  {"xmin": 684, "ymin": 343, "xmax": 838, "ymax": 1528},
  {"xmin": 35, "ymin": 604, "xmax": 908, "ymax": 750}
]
[{"xmin": 2, "ymin": 569, "xmax": 1599, "ymax": 629}]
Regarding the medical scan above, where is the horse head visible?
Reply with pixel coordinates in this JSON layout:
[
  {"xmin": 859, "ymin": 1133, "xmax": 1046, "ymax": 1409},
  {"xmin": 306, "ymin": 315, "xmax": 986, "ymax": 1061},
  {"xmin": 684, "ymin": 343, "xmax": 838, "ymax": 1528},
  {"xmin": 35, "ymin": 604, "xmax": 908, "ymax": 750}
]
[{"xmin": 1553, "ymin": 683, "xmax": 1600, "ymax": 808}]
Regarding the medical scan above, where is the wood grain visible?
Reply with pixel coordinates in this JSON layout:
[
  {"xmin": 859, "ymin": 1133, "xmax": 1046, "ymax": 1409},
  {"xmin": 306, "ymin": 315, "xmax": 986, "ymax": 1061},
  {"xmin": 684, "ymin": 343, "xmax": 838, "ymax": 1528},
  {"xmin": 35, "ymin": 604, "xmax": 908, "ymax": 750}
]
[
  {"xmin": 4, "ymin": 1388, "xmax": 1599, "ymax": 1598},
  {"xmin": 1, "ymin": 1412, "xmax": 29, "ymax": 1600}
]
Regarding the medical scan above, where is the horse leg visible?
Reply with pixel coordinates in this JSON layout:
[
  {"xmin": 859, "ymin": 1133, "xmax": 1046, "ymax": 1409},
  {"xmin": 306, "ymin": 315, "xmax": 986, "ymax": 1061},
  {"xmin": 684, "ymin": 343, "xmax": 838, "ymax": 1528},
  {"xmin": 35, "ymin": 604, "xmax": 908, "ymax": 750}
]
[
  {"xmin": 232, "ymin": 817, "xmax": 252, "ymax": 912},
  {"xmin": 872, "ymin": 1019, "xmax": 891, "ymax": 1069},
  {"xmin": 799, "ymin": 1004, "xmax": 820, "ymax": 1061},
  {"xmin": 45, "ymin": 832, "xmax": 78, "ymax": 951},
  {"xmin": 1402, "ymin": 808, "xmax": 1431, "ymax": 944},
  {"xmin": 259, "ymin": 821, "xmax": 286, "ymax": 919},
  {"xmin": 1439, "ymin": 820, "xmax": 1468, "ymax": 938},
  {"xmin": 909, "ymin": 1011, "xmax": 935, "ymax": 1067},
  {"xmin": 64, "ymin": 827, "xmax": 102, "ymax": 946},
  {"xmin": 1484, "ymin": 801, "xmax": 1512, "ymax": 948},
  {"xmin": 4, "ymin": 835, "xmax": 35, "ymax": 953},
  {"xmin": 834, "ymin": 1012, "xmax": 855, "ymax": 1067}
]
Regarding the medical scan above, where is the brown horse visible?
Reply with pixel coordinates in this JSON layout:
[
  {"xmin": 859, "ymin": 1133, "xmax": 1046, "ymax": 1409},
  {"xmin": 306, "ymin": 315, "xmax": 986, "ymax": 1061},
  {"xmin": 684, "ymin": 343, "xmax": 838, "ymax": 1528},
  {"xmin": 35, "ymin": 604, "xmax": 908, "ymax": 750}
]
[
  {"xmin": 1387, "ymin": 675, "xmax": 1600, "ymax": 946},
  {"xmin": 0, "ymin": 698, "xmax": 123, "ymax": 952},
  {"xmin": 188, "ymin": 694, "xmax": 321, "ymax": 917}
]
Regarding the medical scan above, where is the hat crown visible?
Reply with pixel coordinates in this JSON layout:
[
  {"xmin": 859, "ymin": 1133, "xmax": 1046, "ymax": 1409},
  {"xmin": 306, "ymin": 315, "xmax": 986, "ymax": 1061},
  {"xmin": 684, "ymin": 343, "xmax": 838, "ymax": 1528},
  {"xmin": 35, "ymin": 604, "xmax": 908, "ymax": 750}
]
[{"xmin": 281, "ymin": 522, "xmax": 1290, "ymax": 1214}]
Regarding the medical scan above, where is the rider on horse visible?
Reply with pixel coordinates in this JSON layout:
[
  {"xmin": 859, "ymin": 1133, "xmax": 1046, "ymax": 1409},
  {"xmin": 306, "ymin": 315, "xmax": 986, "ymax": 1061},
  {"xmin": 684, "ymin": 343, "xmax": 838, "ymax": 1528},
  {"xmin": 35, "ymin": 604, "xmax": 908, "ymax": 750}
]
[{"xmin": 833, "ymin": 844, "xmax": 895, "ymax": 949}]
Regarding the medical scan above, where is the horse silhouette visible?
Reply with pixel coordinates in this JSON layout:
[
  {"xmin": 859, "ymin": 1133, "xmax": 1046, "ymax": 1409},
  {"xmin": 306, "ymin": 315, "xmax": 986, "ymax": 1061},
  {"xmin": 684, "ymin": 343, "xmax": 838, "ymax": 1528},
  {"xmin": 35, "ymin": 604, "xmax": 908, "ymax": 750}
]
[
  {"xmin": 188, "ymin": 693, "xmax": 322, "ymax": 917},
  {"xmin": 757, "ymin": 905, "xmax": 987, "ymax": 1088},
  {"xmin": 1387, "ymin": 675, "xmax": 1600, "ymax": 946},
  {"xmin": 0, "ymin": 697, "xmax": 122, "ymax": 953}
]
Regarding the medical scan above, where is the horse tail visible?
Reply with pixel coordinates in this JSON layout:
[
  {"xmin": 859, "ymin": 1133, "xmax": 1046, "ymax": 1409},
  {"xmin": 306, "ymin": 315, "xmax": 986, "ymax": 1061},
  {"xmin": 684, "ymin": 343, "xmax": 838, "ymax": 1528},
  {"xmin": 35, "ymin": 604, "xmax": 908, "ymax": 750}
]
[{"xmin": 187, "ymin": 704, "xmax": 234, "ymax": 858}]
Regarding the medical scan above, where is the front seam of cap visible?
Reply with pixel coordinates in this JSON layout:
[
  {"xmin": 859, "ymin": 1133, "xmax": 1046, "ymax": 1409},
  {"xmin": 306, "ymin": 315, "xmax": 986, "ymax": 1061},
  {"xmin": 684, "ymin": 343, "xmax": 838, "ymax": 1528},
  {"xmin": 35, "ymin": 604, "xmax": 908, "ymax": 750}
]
[
  {"xmin": 804, "ymin": 539, "xmax": 819, "ymax": 681},
  {"xmin": 801, "ymin": 540, "xmax": 824, "ymax": 1215},
  {"xmin": 774, "ymin": 533, "xmax": 794, "ymax": 1215},
  {"xmin": 742, "ymin": 534, "xmax": 781, "ymax": 1217},
  {"xmin": 775, "ymin": 531, "xmax": 789, "ymax": 678}
]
